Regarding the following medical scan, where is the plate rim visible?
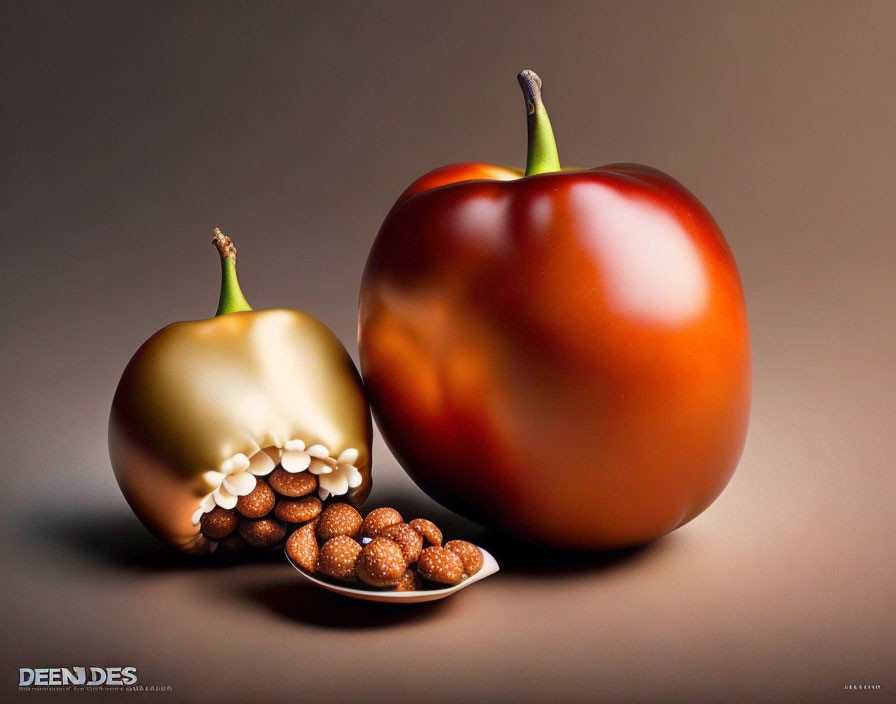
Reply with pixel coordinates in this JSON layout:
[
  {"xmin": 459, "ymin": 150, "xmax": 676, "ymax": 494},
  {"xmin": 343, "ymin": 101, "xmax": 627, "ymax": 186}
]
[{"xmin": 285, "ymin": 545, "xmax": 499, "ymax": 602}]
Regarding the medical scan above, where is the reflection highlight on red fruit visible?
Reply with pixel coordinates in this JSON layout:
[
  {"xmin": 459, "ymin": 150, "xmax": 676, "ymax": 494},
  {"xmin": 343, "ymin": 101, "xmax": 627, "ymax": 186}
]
[{"xmin": 359, "ymin": 70, "xmax": 750, "ymax": 549}]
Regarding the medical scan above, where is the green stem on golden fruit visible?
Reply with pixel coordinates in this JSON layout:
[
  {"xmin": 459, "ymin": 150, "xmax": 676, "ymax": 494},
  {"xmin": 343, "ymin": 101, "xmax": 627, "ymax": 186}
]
[
  {"xmin": 212, "ymin": 228, "xmax": 252, "ymax": 316},
  {"xmin": 517, "ymin": 69, "xmax": 561, "ymax": 176}
]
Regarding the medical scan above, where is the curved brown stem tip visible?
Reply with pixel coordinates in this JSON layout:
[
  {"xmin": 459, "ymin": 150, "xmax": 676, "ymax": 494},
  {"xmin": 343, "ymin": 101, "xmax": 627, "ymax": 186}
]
[
  {"xmin": 517, "ymin": 69, "xmax": 543, "ymax": 114},
  {"xmin": 212, "ymin": 227, "xmax": 236, "ymax": 259}
]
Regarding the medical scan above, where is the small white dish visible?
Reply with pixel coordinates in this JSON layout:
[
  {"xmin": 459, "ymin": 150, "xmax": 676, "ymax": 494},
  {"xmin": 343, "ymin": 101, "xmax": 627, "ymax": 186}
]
[{"xmin": 285, "ymin": 547, "xmax": 499, "ymax": 603}]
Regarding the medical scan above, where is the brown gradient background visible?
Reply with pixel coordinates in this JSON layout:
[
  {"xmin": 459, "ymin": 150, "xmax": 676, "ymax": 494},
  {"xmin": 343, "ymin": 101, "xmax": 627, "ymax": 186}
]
[{"xmin": 1, "ymin": 1, "xmax": 893, "ymax": 702}]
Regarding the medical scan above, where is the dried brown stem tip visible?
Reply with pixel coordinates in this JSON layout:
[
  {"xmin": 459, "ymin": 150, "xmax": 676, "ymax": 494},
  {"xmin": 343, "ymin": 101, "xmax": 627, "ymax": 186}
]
[
  {"xmin": 517, "ymin": 69, "xmax": 543, "ymax": 115},
  {"xmin": 212, "ymin": 227, "xmax": 237, "ymax": 259}
]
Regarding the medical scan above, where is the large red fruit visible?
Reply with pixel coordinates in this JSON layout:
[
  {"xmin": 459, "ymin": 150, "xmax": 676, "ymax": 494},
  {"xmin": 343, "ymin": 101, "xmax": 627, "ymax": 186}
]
[{"xmin": 359, "ymin": 71, "xmax": 750, "ymax": 549}]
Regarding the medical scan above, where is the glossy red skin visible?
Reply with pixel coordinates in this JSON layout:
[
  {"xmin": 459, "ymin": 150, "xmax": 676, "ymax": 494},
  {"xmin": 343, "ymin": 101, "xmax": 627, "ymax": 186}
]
[{"xmin": 359, "ymin": 162, "xmax": 750, "ymax": 549}]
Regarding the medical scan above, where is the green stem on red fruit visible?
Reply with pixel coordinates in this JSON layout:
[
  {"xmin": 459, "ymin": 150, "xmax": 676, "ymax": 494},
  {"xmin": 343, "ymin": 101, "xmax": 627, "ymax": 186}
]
[
  {"xmin": 212, "ymin": 228, "xmax": 252, "ymax": 316},
  {"xmin": 518, "ymin": 69, "xmax": 561, "ymax": 177}
]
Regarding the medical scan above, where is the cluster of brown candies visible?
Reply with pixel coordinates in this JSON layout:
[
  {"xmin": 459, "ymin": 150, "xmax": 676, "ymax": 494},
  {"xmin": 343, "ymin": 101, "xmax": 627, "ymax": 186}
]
[
  {"xmin": 286, "ymin": 504, "xmax": 484, "ymax": 590},
  {"xmin": 199, "ymin": 468, "xmax": 322, "ymax": 552}
]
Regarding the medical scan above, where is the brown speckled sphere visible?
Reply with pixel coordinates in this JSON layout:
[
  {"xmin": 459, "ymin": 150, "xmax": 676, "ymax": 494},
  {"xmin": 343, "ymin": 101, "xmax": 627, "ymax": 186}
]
[
  {"xmin": 417, "ymin": 546, "xmax": 464, "ymax": 585},
  {"xmin": 317, "ymin": 536, "xmax": 362, "ymax": 581},
  {"xmin": 235, "ymin": 479, "xmax": 276, "ymax": 518},
  {"xmin": 393, "ymin": 568, "xmax": 422, "ymax": 592},
  {"xmin": 445, "ymin": 540, "xmax": 483, "ymax": 575},
  {"xmin": 239, "ymin": 518, "xmax": 286, "ymax": 548},
  {"xmin": 356, "ymin": 537, "xmax": 407, "ymax": 587},
  {"xmin": 269, "ymin": 467, "xmax": 318, "ymax": 497},
  {"xmin": 199, "ymin": 507, "xmax": 239, "ymax": 539},
  {"xmin": 218, "ymin": 532, "xmax": 247, "ymax": 553},
  {"xmin": 360, "ymin": 507, "xmax": 403, "ymax": 539},
  {"xmin": 275, "ymin": 496, "xmax": 322, "ymax": 523},
  {"xmin": 316, "ymin": 503, "xmax": 363, "ymax": 541},
  {"xmin": 286, "ymin": 522, "xmax": 319, "ymax": 572},
  {"xmin": 408, "ymin": 518, "xmax": 442, "ymax": 546},
  {"xmin": 379, "ymin": 523, "xmax": 424, "ymax": 563}
]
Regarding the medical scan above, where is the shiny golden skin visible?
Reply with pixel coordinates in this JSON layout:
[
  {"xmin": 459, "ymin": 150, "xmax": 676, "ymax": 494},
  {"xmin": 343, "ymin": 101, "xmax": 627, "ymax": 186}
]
[{"xmin": 110, "ymin": 309, "xmax": 372, "ymax": 553}]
